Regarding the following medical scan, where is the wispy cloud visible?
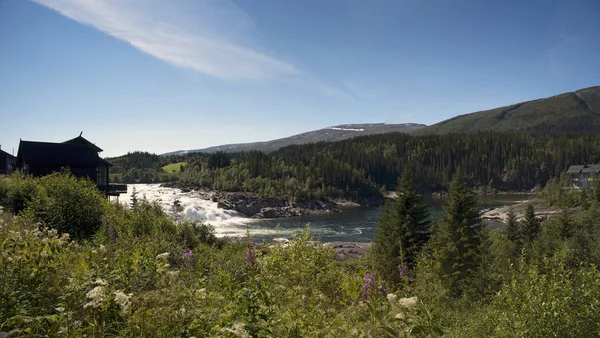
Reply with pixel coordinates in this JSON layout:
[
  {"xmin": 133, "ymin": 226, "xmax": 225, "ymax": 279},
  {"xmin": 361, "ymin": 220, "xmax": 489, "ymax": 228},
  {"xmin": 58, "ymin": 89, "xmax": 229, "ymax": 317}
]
[{"xmin": 32, "ymin": 0, "xmax": 301, "ymax": 81}]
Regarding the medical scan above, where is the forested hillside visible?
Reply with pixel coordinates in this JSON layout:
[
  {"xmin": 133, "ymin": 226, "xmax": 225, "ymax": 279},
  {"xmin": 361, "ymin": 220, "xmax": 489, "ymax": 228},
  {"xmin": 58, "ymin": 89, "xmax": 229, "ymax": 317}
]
[
  {"xmin": 415, "ymin": 86, "xmax": 600, "ymax": 135},
  {"xmin": 176, "ymin": 132, "xmax": 600, "ymax": 201}
]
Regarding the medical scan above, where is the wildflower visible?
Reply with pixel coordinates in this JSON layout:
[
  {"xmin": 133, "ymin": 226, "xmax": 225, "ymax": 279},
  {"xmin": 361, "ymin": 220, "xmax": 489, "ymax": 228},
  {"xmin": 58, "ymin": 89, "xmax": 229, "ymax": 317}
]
[
  {"xmin": 398, "ymin": 296, "xmax": 418, "ymax": 309},
  {"xmin": 221, "ymin": 322, "xmax": 250, "ymax": 338},
  {"xmin": 85, "ymin": 285, "xmax": 107, "ymax": 309},
  {"xmin": 245, "ymin": 247, "xmax": 256, "ymax": 269},
  {"xmin": 156, "ymin": 252, "xmax": 170, "ymax": 261},
  {"xmin": 181, "ymin": 249, "xmax": 193, "ymax": 261},
  {"xmin": 114, "ymin": 290, "xmax": 133, "ymax": 315},
  {"xmin": 137, "ymin": 234, "xmax": 142, "ymax": 240},
  {"xmin": 94, "ymin": 278, "xmax": 108, "ymax": 286},
  {"xmin": 398, "ymin": 265, "xmax": 407, "ymax": 279},
  {"xmin": 387, "ymin": 293, "xmax": 398, "ymax": 303},
  {"xmin": 196, "ymin": 288, "xmax": 207, "ymax": 298},
  {"xmin": 361, "ymin": 272, "xmax": 377, "ymax": 301},
  {"xmin": 379, "ymin": 280, "xmax": 387, "ymax": 297}
]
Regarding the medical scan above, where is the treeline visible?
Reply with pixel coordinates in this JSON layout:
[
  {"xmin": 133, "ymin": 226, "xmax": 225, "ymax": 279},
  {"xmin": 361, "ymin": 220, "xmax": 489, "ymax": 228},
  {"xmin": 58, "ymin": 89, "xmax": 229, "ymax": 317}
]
[
  {"xmin": 106, "ymin": 151, "xmax": 184, "ymax": 183},
  {"xmin": 177, "ymin": 132, "xmax": 600, "ymax": 200}
]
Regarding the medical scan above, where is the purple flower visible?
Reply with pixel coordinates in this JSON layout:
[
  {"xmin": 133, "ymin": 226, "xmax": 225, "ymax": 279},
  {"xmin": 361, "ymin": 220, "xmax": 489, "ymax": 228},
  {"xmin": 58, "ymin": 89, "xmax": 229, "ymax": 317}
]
[
  {"xmin": 398, "ymin": 266, "xmax": 407, "ymax": 279},
  {"xmin": 137, "ymin": 234, "xmax": 142, "ymax": 240},
  {"xmin": 361, "ymin": 272, "xmax": 378, "ymax": 301},
  {"xmin": 245, "ymin": 248, "xmax": 256, "ymax": 269},
  {"xmin": 379, "ymin": 280, "xmax": 387, "ymax": 297},
  {"xmin": 181, "ymin": 249, "xmax": 193, "ymax": 261},
  {"xmin": 25, "ymin": 219, "xmax": 31, "ymax": 225}
]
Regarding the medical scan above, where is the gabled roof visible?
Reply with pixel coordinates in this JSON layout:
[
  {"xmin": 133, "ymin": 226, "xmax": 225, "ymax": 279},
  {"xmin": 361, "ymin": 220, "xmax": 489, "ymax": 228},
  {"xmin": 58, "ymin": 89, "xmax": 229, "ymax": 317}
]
[
  {"xmin": 567, "ymin": 165, "xmax": 584, "ymax": 174},
  {"xmin": 567, "ymin": 164, "xmax": 600, "ymax": 174},
  {"xmin": 0, "ymin": 148, "xmax": 14, "ymax": 158},
  {"xmin": 17, "ymin": 140, "xmax": 102, "ymax": 166},
  {"xmin": 63, "ymin": 135, "xmax": 103, "ymax": 153}
]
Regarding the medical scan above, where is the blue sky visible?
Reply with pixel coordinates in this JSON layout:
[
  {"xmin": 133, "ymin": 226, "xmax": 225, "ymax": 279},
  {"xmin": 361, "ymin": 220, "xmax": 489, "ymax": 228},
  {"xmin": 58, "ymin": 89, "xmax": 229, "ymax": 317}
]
[{"xmin": 1, "ymin": 0, "xmax": 599, "ymax": 157}]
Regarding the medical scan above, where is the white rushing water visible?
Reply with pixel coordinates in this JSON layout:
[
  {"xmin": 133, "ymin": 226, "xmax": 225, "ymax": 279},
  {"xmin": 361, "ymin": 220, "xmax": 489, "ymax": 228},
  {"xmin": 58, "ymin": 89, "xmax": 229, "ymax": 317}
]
[{"xmin": 119, "ymin": 184, "xmax": 258, "ymax": 237}]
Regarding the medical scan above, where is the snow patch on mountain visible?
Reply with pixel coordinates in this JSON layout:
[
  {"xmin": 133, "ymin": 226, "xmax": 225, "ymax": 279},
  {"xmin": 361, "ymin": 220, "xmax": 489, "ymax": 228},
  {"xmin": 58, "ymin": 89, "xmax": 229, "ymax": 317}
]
[{"xmin": 329, "ymin": 127, "xmax": 365, "ymax": 132}]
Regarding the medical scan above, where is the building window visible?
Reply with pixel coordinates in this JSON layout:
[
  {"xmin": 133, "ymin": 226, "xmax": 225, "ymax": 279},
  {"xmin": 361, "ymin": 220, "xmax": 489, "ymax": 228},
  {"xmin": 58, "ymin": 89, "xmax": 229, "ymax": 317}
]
[{"xmin": 97, "ymin": 166, "xmax": 107, "ymax": 186}]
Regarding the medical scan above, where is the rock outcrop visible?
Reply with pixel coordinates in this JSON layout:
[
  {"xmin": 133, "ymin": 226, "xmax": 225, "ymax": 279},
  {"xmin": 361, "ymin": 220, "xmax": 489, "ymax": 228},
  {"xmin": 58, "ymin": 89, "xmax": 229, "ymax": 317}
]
[{"xmin": 193, "ymin": 190, "xmax": 340, "ymax": 218}]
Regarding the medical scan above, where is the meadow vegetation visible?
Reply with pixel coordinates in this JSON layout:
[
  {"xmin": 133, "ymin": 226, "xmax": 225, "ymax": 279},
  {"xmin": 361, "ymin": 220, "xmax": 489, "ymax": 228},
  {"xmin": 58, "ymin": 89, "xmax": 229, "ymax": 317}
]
[{"xmin": 1, "ymin": 171, "xmax": 599, "ymax": 337}]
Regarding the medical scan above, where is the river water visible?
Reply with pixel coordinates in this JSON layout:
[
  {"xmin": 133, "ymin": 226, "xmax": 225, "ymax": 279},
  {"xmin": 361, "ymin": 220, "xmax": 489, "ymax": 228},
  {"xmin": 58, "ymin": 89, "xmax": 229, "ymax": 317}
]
[{"xmin": 121, "ymin": 184, "xmax": 531, "ymax": 243}]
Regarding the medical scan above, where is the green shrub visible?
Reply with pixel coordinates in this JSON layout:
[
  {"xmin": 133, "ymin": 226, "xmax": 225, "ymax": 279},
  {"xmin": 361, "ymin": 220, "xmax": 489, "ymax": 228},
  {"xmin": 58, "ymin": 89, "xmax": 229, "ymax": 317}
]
[
  {"xmin": 455, "ymin": 251, "xmax": 600, "ymax": 337},
  {"xmin": 0, "ymin": 173, "xmax": 39, "ymax": 214},
  {"xmin": 23, "ymin": 172, "xmax": 107, "ymax": 240}
]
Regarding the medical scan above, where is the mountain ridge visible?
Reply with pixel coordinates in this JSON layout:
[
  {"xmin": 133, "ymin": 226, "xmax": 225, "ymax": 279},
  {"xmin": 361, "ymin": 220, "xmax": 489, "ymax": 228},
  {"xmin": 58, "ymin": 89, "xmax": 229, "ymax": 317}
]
[
  {"xmin": 162, "ymin": 123, "xmax": 426, "ymax": 155},
  {"xmin": 162, "ymin": 85, "xmax": 600, "ymax": 156}
]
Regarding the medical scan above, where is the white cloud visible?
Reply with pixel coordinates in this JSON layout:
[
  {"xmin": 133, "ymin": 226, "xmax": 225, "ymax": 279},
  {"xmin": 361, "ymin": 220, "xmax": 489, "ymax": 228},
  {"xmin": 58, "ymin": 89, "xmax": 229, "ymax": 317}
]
[{"xmin": 32, "ymin": 0, "xmax": 301, "ymax": 80}]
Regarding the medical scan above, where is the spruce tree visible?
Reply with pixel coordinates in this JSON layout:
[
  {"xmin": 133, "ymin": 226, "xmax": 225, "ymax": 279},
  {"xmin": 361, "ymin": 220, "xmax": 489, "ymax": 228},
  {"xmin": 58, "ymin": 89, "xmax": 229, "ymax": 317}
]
[
  {"xmin": 373, "ymin": 166, "xmax": 430, "ymax": 287},
  {"xmin": 432, "ymin": 167, "xmax": 485, "ymax": 298},
  {"xmin": 521, "ymin": 204, "xmax": 540, "ymax": 244},
  {"xmin": 504, "ymin": 207, "xmax": 521, "ymax": 244},
  {"xmin": 130, "ymin": 186, "xmax": 139, "ymax": 209}
]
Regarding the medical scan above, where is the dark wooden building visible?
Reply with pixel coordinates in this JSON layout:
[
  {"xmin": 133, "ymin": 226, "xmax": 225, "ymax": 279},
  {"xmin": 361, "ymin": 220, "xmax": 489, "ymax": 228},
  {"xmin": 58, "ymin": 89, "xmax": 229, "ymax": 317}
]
[
  {"xmin": 0, "ymin": 148, "xmax": 15, "ymax": 175},
  {"xmin": 16, "ymin": 135, "xmax": 126, "ymax": 196}
]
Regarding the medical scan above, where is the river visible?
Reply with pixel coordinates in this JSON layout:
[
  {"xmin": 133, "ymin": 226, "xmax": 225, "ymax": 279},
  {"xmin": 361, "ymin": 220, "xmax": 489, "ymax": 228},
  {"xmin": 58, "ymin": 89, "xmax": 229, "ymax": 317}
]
[{"xmin": 120, "ymin": 184, "xmax": 531, "ymax": 243}]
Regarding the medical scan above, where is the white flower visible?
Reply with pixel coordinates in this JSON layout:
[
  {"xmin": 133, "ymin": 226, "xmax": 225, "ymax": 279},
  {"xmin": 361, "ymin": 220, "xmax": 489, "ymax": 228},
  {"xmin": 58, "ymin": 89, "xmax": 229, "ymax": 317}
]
[
  {"xmin": 387, "ymin": 293, "xmax": 398, "ymax": 303},
  {"xmin": 196, "ymin": 288, "xmax": 207, "ymax": 298},
  {"xmin": 114, "ymin": 290, "xmax": 133, "ymax": 315},
  {"xmin": 94, "ymin": 278, "xmax": 108, "ymax": 286},
  {"xmin": 398, "ymin": 296, "xmax": 419, "ymax": 309},
  {"xmin": 221, "ymin": 322, "xmax": 250, "ymax": 338},
  {"xmin": 395, "ymin": 312, "xmax": 406, "ymax": 320},
  {"xmin": 84, "ymin": 285, "xmax": 107, "ymax": 309},
  {"xmin": 156, "ymin": 252, "xmax": 170, "ymax": 261}
]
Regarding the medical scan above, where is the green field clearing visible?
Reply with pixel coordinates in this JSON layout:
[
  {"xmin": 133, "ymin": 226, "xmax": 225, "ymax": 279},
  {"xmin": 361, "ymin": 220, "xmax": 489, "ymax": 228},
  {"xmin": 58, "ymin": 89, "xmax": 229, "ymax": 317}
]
[{"xmin": 162, "ymin": 161, "xmax": 187, "ymax": 173}]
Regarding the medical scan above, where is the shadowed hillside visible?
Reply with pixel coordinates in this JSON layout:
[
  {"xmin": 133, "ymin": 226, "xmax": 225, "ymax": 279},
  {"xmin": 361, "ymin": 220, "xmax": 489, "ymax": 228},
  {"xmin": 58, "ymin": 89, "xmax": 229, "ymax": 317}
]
[{"xmin": 415, "ymin": 86, "xmax": 600, "ymax": 135}]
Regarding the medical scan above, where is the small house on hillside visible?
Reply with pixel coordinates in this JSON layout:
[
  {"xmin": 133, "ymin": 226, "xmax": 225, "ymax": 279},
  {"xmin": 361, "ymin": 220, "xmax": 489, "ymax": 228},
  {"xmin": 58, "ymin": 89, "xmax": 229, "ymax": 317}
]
[
  {"xmin": 566, "ymin": 164, "xmax": 600, "ymax": 189},
  {"xmin": 16, "ymin": 134, "xmax": 126, "ymax": 196},
  {"xmin": 0, "ymin": 147, "xmax": 15, "ymax": 175}
]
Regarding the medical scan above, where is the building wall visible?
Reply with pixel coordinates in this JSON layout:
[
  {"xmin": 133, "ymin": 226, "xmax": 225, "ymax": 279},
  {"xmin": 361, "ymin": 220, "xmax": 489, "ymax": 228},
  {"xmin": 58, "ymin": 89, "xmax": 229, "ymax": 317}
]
[
  {"xmin": 27, "ymin": 165, "xmax": 98, "ymax": 183},
  {"xmin": 0, "ymin": 155, "xmax": 14, "ymax": 175}
]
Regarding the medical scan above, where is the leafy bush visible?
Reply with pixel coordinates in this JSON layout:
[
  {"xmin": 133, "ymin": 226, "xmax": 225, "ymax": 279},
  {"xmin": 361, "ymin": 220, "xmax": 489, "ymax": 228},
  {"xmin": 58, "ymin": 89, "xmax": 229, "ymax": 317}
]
[
  {"xmin": 455, "ymin": 251, "xmax": 600, "ymax": 337},
  {"xmin": 22, "ymin": 172, "xmax": 107, "ymax": 240},
  {"xmin": 0, "ymin": 173, "xmax": 39, "ymax": 214}
]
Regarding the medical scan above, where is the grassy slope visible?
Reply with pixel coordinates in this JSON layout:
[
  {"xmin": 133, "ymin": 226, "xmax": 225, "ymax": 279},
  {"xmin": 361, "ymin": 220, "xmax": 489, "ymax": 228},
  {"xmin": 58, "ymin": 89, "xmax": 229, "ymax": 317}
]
[
  {"xmin": 414, "ymin": 86, "xmax": 600, "ymax": 135},
  {"xmin": 162, "ymin": 161, "xmax": 187, "ymax": 173}
]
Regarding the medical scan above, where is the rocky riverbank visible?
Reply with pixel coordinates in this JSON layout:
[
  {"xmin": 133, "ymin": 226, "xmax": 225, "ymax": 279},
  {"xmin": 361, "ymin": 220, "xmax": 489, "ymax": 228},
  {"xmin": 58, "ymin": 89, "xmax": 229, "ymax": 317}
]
[
  {"xmin": 481, "ymin": 198, "xmax": 559, "ymax": 222},
  {"xmin": 189, "ymin": 190, "xmax": 341, "ymax": 218}
]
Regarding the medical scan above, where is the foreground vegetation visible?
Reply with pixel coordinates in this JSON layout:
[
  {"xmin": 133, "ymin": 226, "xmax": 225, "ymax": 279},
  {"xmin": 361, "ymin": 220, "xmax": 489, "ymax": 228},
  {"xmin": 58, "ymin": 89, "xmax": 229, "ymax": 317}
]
[{"xmin": 1, "ymin": 171, "xmax": 600, "ymax": 336}]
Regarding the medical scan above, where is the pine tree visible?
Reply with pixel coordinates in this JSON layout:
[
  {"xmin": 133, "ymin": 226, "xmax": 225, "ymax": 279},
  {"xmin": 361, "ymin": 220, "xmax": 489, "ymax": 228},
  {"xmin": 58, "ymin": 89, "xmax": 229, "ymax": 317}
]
[
  {"xmin": 130, "ymin": 186, "xmax": 139, "ymax": 209},
  {"xmin": 521, "ymin": 204, "xmax": 540, "ymax": 244},
  {"xmin": 373, "ymin": 166, "xmax": 430, "ymax": 287},
  {"xmin": 431, "ymin": 167, "xmax": 485, "ymax": 298},
  {"xmin": 504, "ymin": 207, "xmax": 521, "ymax": 244}
]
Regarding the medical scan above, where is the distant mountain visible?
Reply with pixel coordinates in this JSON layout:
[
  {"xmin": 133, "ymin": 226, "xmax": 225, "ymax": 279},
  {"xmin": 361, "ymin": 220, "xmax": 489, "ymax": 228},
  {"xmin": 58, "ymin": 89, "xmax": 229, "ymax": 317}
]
[
  {"xmin": 414, "ymin": 86, "xmax": 600, "ymax": 135},
  {"xmin": 162, "ymin": 123, "xmax": 425, "ymax": 155}
]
